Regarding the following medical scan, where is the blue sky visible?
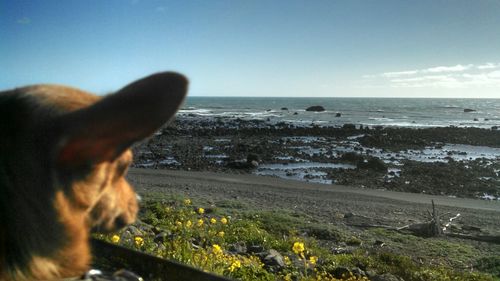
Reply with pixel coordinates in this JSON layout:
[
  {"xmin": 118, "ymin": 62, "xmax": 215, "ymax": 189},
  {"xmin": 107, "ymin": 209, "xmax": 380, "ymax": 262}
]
[{"xmin": 2, "ymin": 0, "xmax": 500, "ymax": 98}]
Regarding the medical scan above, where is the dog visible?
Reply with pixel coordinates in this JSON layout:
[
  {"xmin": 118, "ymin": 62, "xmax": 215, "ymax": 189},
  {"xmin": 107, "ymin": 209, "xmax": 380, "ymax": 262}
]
[{"xmin": 0, "ymin": 72, "xmax": 188, "ymax": 280}]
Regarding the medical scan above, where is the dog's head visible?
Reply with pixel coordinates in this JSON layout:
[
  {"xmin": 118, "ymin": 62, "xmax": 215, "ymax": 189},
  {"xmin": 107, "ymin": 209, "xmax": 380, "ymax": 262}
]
[
  {"xmin": 0, "ymin": 72, "xmax": 187, "ymax": 279},
  {"xmin": 49, "ymin": 72, "xmax": 187, "ymax": 233}
]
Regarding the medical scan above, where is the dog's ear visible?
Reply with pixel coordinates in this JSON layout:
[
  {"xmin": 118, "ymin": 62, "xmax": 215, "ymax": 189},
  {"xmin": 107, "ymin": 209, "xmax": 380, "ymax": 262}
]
[{"xmin": 56, "ymin": 72, "xmax": 188, "ymax": 167}]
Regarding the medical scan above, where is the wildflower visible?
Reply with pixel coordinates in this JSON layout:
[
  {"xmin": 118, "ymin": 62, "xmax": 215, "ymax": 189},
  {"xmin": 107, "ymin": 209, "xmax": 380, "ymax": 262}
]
[
  {"xmin": 197, "ymin": 219, "xmax": 204, "ymax": 227},
  {"xmin": 175, "ymin": 221, "xmax": 182, "ymax": 227},
  {"xmin": 309, "ymin": 256, "xmax": 318, "ymax": 265},
  {"xmin": 198, "ymin": 207, "xmax": 205, "ymax": 214},
  {"xmin": 185, "ymin": 220, "xmax": 192, "ymax": 228},
  {"xmin": 284, "ymin": 255, "xmax": 291, "ymax": 265},
  {"xmin": 210, "ymin": 217, "xmax": 217, "ymax": 224},
  {"xmin": 183, "ymin": 198, "xmax": 191, "ymax": 205},
  {"xmin": 217, "ymin": 231, "xmax": 225, "ymax": 238},
  {"xmin": 228, "ymin": 260, "xmax": 241, "ymax": 272},
  {"xmin": 292, "ymin": 242, "xmax": 305, "ymax": 254},
  {"xmin": 111, "ymin": 235, "xmax": 120, "ymax": 243},
  {"xmin": 220, "ymin": 217, "xmax": 228, "ymax": 224},
  {"xmin": 134, "ymin": 236, "xmax": 144, "ymax": 247},
  {"xmin": 212, "ymin": 244, "xmax": 223, "ymax": 256}
]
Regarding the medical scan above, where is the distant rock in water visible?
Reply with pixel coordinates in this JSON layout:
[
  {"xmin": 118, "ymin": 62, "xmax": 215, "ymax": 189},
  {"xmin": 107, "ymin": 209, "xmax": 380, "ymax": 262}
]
[
  {"xmin": 335, "ymin": 112, "xmax": 342, "ymax": 117},
  {"xmin": 464, "ymin": 108, "xmax": 476, "ymax": 112},
  {"xmin": 281, "ymin": 107, "xmax": 288, "ymax": 111},
  {"xmin": 306, "ymin": 105, "xmax": 325, "ymax": 112}
]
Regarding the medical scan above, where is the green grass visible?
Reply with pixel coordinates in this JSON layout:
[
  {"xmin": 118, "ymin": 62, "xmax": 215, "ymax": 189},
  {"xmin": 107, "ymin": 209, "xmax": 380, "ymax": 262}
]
[{"xmin": 96, "ymin": 197, "xmax": 497, "ymax": 281}]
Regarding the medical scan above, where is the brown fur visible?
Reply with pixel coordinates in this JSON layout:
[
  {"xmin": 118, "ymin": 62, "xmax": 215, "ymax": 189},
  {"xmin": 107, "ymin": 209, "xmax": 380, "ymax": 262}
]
[{"xmin": 0, "ymin": 72, "xmax": 188, "ymax": 280}]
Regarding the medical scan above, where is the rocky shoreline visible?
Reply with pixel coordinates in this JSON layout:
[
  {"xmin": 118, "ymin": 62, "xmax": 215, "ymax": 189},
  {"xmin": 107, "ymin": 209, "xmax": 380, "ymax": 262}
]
[{"xmin": 132, "ymin": 116, "xmax": 500, "ymax": 200}]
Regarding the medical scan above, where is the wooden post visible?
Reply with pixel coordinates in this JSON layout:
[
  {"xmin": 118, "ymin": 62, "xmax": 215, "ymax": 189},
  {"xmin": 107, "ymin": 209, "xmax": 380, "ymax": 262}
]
[{"xmin": 430, "ymin": 200, "xmax": 443, "ymax": 236}]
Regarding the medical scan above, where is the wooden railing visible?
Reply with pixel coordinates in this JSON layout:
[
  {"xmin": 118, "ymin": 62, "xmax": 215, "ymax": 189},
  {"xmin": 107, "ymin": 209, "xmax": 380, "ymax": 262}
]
[{"xmin": 91, "ymin": 238, "xmax": 234, "ymax": 281}]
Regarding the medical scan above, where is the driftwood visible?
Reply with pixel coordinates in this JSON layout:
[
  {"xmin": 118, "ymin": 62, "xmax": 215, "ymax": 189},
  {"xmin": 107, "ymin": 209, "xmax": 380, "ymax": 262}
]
[{"xmin": 346, "ymin": 200, "xmax": 500, "ymax": 243}]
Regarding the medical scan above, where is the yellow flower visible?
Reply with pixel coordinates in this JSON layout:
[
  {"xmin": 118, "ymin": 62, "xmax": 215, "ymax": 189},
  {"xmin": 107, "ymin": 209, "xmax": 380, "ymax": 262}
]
[
  {"xmin": 197, "ymin": 219, "xmax": 204, "ymax": 227},
  {"xmin": 210, "ymin": 218, "xmax": 217, "ymax": 224},
  {"xmin": 292, "ymin": 242, "xmax": 305, "ymax": 254},
  {"xmin": 284, "ymin": 255, "xmax": 291, "ymax": 265},
  {"xmin": 176, "ymin": 221, "xmax": 182, "ymax": 227},
  {"xmin": 183, "ymin": 198, "xmax": 191, "ymax": 205},
  {"xmin": 111, "ymin": 235, "xmax": 120, "ymax": 243},
  {"xmin": 220, "ymin": 217, "xmax": 228, "ymax": 224},
  {"xmin": 198, "ymin": 207, "xmax": 205, "ymax": 214},
  {"xmin": 212, "ymin": 244, "xmax": 223, "ymax": 256},
  {"xmin": 186, "ymin": 220, "xmax": 192, "ymax": 228},
  {"xmin": 228, "ymin": 260, "xmax": 241, "ymax": 272},
  {"xmin": 309, "ymin": 256, "xmax": 318, "ymax": 265},
  {"xmin": 134, "ymin": 236, "xmax": 144, "ymax": 247},
  {"xmin": 217, "ymin": 231, "xmax": 225, "ymax": 238}
]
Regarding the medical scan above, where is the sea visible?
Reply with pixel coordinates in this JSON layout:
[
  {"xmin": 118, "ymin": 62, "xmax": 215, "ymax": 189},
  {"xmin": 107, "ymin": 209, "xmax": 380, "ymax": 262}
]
[{"xmin": 180, "ymin": 97, "xmax": 500, "ymax": 128}]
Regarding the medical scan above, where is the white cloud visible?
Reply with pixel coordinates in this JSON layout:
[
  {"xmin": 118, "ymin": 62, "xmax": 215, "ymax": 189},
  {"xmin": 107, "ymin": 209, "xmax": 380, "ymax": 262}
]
[
  {"xmin": 382, "ymin": 70, "xmax": 419, "ymax": 78},
  {"xmin": 367, "ymin": 63, "xmax": 500, "ymax": 89},
  {"xmin": 424, "ymin": 64, "xmax": 473, "ymax": 73},
  {"xmin": 488, "ymin": 70, "xmax": 500, "ymax": 78},
  {"xmin": 477, "ymin": 63, "xmax": 500, "ymax": 70},
  {"xmin": 17, "ymin": 17, "xmax": 31, "ymax": 25}
]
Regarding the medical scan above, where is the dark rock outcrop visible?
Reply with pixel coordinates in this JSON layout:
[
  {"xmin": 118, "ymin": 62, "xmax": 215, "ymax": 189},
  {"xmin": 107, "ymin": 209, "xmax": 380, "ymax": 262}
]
[{"xmin": 306, "ymin": 106, "xmax": 325, "ymax": 112}]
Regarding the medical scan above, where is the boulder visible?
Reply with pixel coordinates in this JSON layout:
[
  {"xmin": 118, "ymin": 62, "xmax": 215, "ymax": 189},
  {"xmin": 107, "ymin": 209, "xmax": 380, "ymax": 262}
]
[
  {"xmin": 335, "ymin": 112, "xmax": 342, "ymax": 117},
  {"xmin": 228, "ymin": 242, "xmax": 247, "ymax": 255},
  {"xmin": 357, "ymin": 157, "xmax": 388, "ymax": 172},
  {"xmin": 263, "ymin": 249, "xmax": 285, "ymax": 269},
  {"xmin": 306, "ymin": 105, "xmax": 325, "ymax": 112},
  {"xmin": 464, "ymin": 108, "xmax": 476, "ymax": 112},
  {"xmin": 281, "ymin": 107, "xmax": 288, "ymax": 110}
]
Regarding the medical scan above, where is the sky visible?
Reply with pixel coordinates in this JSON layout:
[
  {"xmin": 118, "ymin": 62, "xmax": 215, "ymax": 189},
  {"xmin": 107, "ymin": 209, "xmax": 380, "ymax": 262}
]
[{"xmin": 2, "ymin": 0, "xmax": 500, "ymax": 98}]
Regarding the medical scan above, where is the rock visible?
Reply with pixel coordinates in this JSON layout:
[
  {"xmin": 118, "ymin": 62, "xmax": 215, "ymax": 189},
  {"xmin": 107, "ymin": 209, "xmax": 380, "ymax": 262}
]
[
  {"xmin": 365, "ymin": 270, "xmax": 378, "ymax": 278},
  {"xmin": 246, "ymin": 153, "xmax": 260, "ymax": 163},
  {"xmin": 492, "ymin": 126, "xmax": 498, "ymax": 130},
  {"xmin": 126, "ymin": 225, "xmax": 143, "ymax": 236},
  {"xmin": 340, "ymin": 152, "xmax": 363, "ymax": 163},
  {"xmin": 306, "ymin": 106, "xmax": 325, "ymax": 112},
  {"xmin": 335, "ymin": 112, "xmax": 342, "ymax": 117},
  {"xmin": 247, "ymin": 245, "xmax": 265, "ymax": 254},
  {"xmin": 473, "ymin": 118, "xmax": 479, "ymax": 121},
  {"xmin": 351, "ymin": 267, "xmax": 367, "ymax": 278},
  {"xmin": 357, "ymin": 157, "xmax": 388, "ymax": 172},
  {"xmin": 464, "ymin": 108, "xmax": 476, "ymax": 112},
  {"xmin": 263, "ymin": 249, "xmax": 285, "ymax": 269},
  {"xmin": 281, "ymin": 107, "xmax": 288, "ymax": 110},
  {"xmin": 154, "ymin": 231, "xmax": 172, "ymax": 243},
  {"xmin": 228, "ymin": 242, "xmax": 247, "ymax": 255},
  {"xmin": 343, "ymin": 212, "xmax": 355, "ymax": 218},
  {"xmin": 342, "ymin": 123, "xmax": 356, "ymax": 130},
  {"xmin": 293, "ymin": 112, "xmax": 298, "ymax": 115},
  {"xmin": 227, "ymin": 160, "xmax": 256, "ymax": 169}
]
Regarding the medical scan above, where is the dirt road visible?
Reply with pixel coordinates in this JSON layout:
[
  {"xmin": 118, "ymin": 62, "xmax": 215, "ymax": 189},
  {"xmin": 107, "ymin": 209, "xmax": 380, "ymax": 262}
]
[{"xmin": 128, "ymin": 168, "xmax": 500, "ymax": 232}]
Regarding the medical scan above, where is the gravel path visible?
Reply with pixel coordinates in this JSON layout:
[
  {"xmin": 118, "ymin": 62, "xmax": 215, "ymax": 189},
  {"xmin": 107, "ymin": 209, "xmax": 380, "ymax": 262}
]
[{"xmin": 128, "ymin": 168, "xmax": 500, "ymax": 233}]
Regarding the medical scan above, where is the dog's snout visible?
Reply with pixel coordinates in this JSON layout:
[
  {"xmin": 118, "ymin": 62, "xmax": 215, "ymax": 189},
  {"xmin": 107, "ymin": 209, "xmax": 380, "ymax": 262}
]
[{"xmin": 114, "ymin": 215, "xmax": 128, "ymax": 230}]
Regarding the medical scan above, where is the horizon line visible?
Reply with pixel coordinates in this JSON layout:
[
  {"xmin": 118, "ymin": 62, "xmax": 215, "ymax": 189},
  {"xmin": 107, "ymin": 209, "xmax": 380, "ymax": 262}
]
[{"xmin": 187, "ymin": 95, "xmax": 500, "ymax": 99}]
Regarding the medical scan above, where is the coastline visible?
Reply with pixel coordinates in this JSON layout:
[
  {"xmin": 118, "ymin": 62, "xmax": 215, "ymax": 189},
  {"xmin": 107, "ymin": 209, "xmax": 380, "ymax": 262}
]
[{"xmin": 132, "ymin": 116, "xmax": 500, "ymax": 200}]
